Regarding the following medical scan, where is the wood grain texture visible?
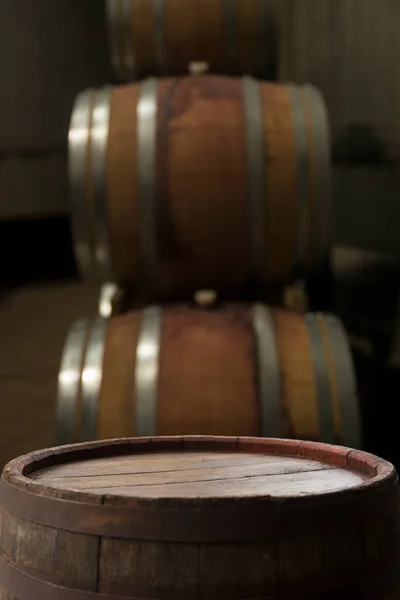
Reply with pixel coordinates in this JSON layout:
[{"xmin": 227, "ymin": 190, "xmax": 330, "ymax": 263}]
[
  {"xmin": 78, "ymin": 76, "xmax": 330, "ymax": 294},
  {"xmin": 278, "ymin": 0, "xmax": 400, "ymax": 165},
  {"xmin": 60, "ymin": 304, "xmax": 359, "ymax": 446},
  {"xmin": 0, "ymin": 437, "xmax": 398, "ymax": 599},
  {"xmin": 113, "ymin": 0, "xmax": 277, "ymax": 79}
]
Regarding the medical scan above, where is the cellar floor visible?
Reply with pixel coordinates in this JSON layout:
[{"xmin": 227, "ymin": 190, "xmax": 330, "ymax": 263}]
[{"xmin": 0, "ymin": 282, "xmax": 98, "ymax": 469}]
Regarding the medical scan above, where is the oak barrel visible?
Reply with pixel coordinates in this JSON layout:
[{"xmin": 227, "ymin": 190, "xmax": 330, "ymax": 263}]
[
  {"xmin": 56, "ymin": 304, "xmax": 361, "ymax": 448},
  {"xmin": 106, "ymin": 0, "xmax": 278, "ymax": 80},
  {"xmin": 69, "ymin": 75, "xmax": 330, "ymax": 296},
  {"xmin": 0, "ymin": 437, "xmax": 398, "ymax": 599}
]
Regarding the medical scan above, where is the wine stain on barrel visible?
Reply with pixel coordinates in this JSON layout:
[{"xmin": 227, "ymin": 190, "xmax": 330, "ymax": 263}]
[
  {"xmin": 156, "ymin": 78, "xmax": 192, "ymax": 282},
  {"xmin": 155, "ymin": 76, "xmax": 245, "ymax": 285}
]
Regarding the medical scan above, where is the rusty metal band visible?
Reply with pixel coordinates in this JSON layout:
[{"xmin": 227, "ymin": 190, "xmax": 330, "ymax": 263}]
[
  {"xmin": 105, "ymin": 0, "xmax": 124, "ymax": 80},
  {"xmin": 91, "ymin": 88, "xmax": 114, "ymax": 282},
  {"xmin": 68, "ymin": 89, "xmax": 95, "ymax": 278},
  {"xmin": 135, "ymin": 306, "xmax": 162, "ymax": 436},
  {"xmin": 0, "ymin": 553, "xmax": 397, "ymax": 600},
  {"xmin": 305, "ymin": 314, "xmax": 335, "ymax": 444},
  {"xmin": 319, "ymin": 314, "xmax": 362, "ymax": 449},
  {"xmin": 153, "ymin": 0, "xmax": 166, "ymax": 74},
  {"xmin": 137, "ymin": 78, "xmax": 159, "ymax": 295},
  {"xmin": 223, "ymin": 0, "xmax": 237, "ymax": 73},
  {"xmin": 304, "ymin": 85, "xmax": 331, "ymax": 274},
  {"xmin": 252, "ymin": 304, "xmax": 282, "ymax": 437},
  {"xmin": 0, "ymin": 473, "xmax": 397, "ymax": 543},
  {"xmin": 242, "ymin": 76, "xmax": 266, "ymax": 286},
  {"xmin": 81, "ymin": 318, "xmax": 107, "ymax": 442},
  {"xmin": 98, "ymin": 283, "xmax": 119, "ymax": 318},
  {"xmin": 287, "ymin": 84, "xmax": 310, "ymax": 276}
]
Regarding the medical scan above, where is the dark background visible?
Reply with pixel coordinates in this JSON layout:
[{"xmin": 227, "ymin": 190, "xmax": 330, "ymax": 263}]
[{"xmin": 1, "ymin": 0, "xmax": 400, "ymax": 469}]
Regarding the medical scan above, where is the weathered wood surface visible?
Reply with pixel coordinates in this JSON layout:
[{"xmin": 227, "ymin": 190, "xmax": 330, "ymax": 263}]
[{"xmin": 0, "ymin": 437, "xmax": 398, "ymax": 599}]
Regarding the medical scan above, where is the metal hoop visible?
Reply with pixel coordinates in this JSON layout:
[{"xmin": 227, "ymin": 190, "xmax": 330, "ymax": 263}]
[
  {"xmin": 81, "ymin": 318, "xmax": 108, "ymax": 441},
  {"xmin": 135, "ymin": 306, "xmax": 162, "ymax": 437},
  {"xmin": 252, "ymin": 304, "xmax": 282, "ymax": 437},
  {"xmin": 56, "ymin": 319, "xmax": 89, "ymax": 445},
  {"xmin": 68, "ymin": 90, "xmax": 95, "ymax": 278}
]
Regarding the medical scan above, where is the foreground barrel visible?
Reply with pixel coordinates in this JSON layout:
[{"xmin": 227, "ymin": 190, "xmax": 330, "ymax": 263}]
[
  {"xmin": 0, "ymin": 437, "xmax": 398, "ymax": 599},
  {"xmin": 56, "ymin": 304, "xmax": 361, "ymax": 448},
  {"xmin": 106, "ymin": 0, "xmax": 278, "ymax": 80},
  {"xmin": 69, "ymin": 76, "xmax": 330, "ymax": 296}
]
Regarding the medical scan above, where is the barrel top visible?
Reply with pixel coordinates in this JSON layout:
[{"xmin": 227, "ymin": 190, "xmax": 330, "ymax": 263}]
[
  {"xmin": 3, "ymin": 437, "xmax": 395, "ymax": 501},
  {"xmin": 28, "ymin": 448, "xmax": 367, "ymax": 499},
  {"xmin": 1, "ymin": 437, "xmax": 397, "ymax": 543}
]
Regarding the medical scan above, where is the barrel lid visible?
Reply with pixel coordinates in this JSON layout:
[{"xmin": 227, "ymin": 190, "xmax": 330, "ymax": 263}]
[{"xmin": 0, "ymin": 437, "xmax": 397, "ymax": 543}]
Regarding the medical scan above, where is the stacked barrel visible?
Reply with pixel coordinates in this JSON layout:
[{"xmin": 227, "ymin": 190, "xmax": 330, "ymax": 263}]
[{"xmin": 57, "ymin": 0, "xmax": 363, "ymax": 449}]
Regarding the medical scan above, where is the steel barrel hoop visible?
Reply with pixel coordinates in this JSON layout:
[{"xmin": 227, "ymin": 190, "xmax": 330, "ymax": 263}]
[
  {"xmin": 68, "ymin": 89, "xmax": 95, "ymax": 279},
  {"xmin": 287, "ymin": 83, "xmax": 311, "ymax": 276},
  {"xmin": 137, "ymin": 78, "xmax": 159, "ymax": 296},
  {"xmin": 56, "ymin": 320, "xmax": 90, "ymax": 446},
  {"xmin": 319, "ymin": 314, "xmax": 362, "ymax": 450},
  {"xmin": 135, "ymin": 306, "xmax": 162, "ymax": 437},
  {"xmin": 91, "ymin": 87, "xmax": 114, "ymax": 282},
  {"xmin": 242, "ymin": 76, "xmax": 267, "ymax": 287},
  {"xmin": 304, "ymin": 85, "xmax": 331, "ymax": 274},
  {"xmin": 252, "ymin": 304, "xmax": 282, "ymax": 438},
  {"xmin": 81, "ymin": 318, "xmax": 108, "ymax": 442},
  {"xmin": 305, "ymin": 313, "xmax": 335, "ymax": 444}
]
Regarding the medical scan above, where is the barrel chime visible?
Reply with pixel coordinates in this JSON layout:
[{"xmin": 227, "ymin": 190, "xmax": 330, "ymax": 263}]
[{"xmin": 57, "ymin": 0, "xmax": 363, "ymax": 449}]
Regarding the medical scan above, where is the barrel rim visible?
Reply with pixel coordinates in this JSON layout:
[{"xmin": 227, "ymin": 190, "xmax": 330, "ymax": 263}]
[
  {"xmin": 1, "ymin": 437, "xmax": 397, "ymax": 543},
  {"xmin": 3, "ymin": 436, "xmax": 396, "ymax": 498}
]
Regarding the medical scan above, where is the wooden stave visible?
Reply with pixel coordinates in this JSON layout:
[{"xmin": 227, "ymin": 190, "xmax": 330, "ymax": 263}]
[
  {"xmin": 68, "ymin": 76, "xmax": 331, "ymax": 295},
  {"xmin": 56, "ymin": 304, "xmax": 361, "ymax": 448},
  {"xmin": 105, "ymin": 0, "xmax": 278, "ymax": 81},
  {"xmin": 0, "ymin": 437, "xmax": 398, "ymax": 599}
]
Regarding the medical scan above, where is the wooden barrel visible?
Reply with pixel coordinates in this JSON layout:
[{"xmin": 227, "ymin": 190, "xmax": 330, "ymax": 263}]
[
  {"xmin": 56, "ymin": 304, "xmax": 361, "ymax": 449},
  {"xmin": 0, "ymin": 437, "xmax": 398, "ymax": 599},
  {"xmin": 69, "ymin": 76, "xmax": 330, "ymax": 297},
  {"xmin": 105, "ymin": 0, "xmax": 278, "ymax": 81}
]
